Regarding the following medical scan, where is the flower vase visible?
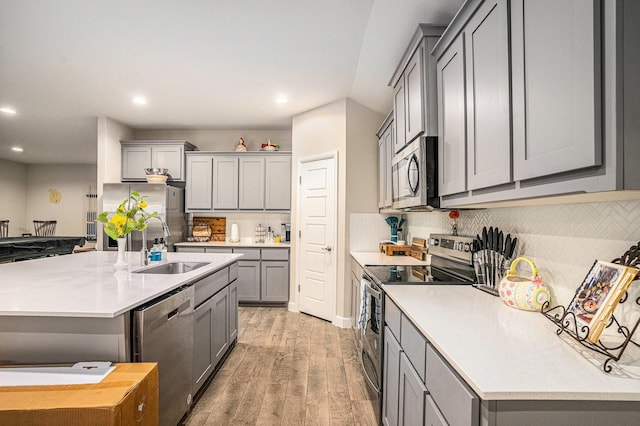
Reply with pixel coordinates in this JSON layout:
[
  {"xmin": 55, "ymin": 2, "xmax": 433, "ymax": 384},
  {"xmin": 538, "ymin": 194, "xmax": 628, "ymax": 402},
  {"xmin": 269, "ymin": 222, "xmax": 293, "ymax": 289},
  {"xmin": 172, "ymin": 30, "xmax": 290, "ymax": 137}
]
[{"xmin": 114, "ymin": 237, "xmax": 128, "ymax": 269}]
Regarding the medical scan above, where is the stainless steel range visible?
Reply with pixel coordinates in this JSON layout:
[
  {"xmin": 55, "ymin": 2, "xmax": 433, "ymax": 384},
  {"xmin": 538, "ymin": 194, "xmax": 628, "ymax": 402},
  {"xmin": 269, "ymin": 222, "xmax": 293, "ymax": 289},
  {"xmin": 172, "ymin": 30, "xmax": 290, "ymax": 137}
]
[{"xmin": 358, "ymin": 234, "xmax": 475, "ymax": 423}]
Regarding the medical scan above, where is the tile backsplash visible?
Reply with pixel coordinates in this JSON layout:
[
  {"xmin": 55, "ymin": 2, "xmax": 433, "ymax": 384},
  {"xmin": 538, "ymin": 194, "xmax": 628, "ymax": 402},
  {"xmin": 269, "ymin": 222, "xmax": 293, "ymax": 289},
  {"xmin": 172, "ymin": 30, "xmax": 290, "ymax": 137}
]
[
  {"xmin": 187, "ymin": 212, "xmax": 290, "ymax": 242},
  {"xmin": 403, "ymin": 199, "xmax": 640, "ymax": 307}
]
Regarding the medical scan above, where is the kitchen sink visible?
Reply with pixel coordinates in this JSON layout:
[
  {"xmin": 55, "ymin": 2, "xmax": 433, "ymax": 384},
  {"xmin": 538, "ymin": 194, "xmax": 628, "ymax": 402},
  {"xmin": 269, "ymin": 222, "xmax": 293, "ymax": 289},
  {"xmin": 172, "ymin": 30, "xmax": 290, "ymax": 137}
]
[{"xmin": 134, "ymin": 261, "xmax": 209, "ymax": 274}]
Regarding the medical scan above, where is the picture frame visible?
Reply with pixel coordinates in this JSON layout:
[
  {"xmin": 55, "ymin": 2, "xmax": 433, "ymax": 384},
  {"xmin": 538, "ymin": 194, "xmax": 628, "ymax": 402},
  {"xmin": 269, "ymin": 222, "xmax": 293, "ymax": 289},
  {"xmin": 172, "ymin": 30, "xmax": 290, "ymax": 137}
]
[{"xmin": 567, "ymin": 260, "xmax": 639, "ymax": 343}]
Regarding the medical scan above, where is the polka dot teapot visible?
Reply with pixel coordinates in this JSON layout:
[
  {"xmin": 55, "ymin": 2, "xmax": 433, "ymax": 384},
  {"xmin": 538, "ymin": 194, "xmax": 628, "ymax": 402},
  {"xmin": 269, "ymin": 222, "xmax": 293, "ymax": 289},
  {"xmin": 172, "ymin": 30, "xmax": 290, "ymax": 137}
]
[{"xmin": 498, "ymin": 257, "xmax": 550, "ymax": 311}]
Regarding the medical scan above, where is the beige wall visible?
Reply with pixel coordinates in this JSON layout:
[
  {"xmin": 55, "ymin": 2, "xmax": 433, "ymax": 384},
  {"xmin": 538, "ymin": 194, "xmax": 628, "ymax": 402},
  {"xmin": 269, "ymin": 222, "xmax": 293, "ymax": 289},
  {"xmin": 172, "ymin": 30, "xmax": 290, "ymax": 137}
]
[
  {"xmin": 25, "ymin": 164, "xmax": 96, "ymax": 237},
  {"xmin": 96, "ymin": 117, "xmax": 134, "ymax": 249},
  {"xmin": 0, "ymin": 159, "xmax": 28, "ymax": 236},
  {"xmin": 290, "ymin": 98, "xmax": 382, "ymax": 325},
  {"xmin": 133, "ymin": 129, "xmax": 292, "ymax": 152}
]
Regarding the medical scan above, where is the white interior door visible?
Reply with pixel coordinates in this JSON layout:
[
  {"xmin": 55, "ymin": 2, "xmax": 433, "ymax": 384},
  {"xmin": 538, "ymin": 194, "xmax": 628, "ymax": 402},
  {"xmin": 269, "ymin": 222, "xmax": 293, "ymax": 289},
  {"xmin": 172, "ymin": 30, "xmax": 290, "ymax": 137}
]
[{"xmin": 297, "ymin": 155, "xmax": 337, "ymax": 322}]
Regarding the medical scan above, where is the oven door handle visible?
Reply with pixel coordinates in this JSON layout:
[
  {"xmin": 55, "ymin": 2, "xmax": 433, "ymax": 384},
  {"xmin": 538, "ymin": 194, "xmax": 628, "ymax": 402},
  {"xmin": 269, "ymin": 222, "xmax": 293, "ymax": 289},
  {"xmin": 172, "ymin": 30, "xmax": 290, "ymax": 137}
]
[
  {"xmin": 364, "ymin": 280, "xmax": 381, "ymax": 299},
  {"xmin": 360, "ymin": 349, "xmax": 381, "ymax": 394}
]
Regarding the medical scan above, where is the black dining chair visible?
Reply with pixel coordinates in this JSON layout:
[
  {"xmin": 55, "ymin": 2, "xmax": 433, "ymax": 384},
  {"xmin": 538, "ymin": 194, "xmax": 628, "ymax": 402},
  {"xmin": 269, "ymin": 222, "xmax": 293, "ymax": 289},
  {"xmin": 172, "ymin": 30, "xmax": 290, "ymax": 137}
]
[
  {"xmin": 0, "ymin": 220, "xmax": 8, "ymax": 238},
  {"xmin": 33, "ymin": 220, "xmax": 57, "ymax": 236}
]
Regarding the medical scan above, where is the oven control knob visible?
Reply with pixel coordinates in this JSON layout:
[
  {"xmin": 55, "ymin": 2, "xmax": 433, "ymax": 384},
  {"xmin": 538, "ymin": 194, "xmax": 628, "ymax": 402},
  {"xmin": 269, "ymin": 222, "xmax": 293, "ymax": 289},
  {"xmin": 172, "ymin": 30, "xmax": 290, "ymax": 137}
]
[
  {"xmin": 429, "ymin": 238, "xmax": 439, "ymax": 246},
  {"xmin": 463, "ymin": 243, "xmax": 471, "ymax": 252}
]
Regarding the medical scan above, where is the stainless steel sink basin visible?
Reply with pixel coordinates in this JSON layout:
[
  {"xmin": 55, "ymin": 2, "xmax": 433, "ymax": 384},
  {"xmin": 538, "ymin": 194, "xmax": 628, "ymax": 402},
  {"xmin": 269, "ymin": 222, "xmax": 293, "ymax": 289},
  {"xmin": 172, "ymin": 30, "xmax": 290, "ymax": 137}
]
[{"xmin": 134, "ymin": 261, "xmax": 209, "ymax": 274}]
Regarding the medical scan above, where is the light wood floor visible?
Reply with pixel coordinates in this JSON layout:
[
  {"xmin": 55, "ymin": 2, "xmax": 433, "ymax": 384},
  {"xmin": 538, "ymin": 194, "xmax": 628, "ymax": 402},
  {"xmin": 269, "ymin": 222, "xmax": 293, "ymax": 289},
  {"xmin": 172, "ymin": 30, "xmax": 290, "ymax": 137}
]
[{"xmin": 184, "ymin": 306, "xmax": 379, "ymax": 426}]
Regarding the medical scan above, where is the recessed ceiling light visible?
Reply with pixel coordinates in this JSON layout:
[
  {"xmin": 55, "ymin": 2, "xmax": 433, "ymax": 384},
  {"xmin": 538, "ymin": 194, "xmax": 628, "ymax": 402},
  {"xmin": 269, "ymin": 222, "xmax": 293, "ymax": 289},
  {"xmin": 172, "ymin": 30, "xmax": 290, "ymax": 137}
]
[
  {"xmin": 12, "ymin": 146, "xmax": 23, "ymax": 152},
  {"xmin": 275, "ymin": 96, "xmax": 288, "ymax": 105},
  {"xmin": 1, "ymin": 107, "xmax": 17, "ymax": 115},
  {"xmin": 132, "ymin": 96, "xmax": 147, "ymax": 105}
]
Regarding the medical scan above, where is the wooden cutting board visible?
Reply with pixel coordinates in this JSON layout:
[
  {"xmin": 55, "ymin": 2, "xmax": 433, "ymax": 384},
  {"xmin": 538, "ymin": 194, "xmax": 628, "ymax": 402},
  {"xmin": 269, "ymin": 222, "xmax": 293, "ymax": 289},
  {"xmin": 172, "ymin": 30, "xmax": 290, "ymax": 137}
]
[{"xmin": 193, "ymin": 217, "xmax": 226, "ymax": 241}]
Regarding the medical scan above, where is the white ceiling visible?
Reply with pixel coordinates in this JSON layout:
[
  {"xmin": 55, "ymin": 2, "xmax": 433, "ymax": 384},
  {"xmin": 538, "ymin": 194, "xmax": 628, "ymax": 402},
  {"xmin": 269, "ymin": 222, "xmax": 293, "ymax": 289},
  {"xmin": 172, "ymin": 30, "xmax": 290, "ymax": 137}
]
[{"xmin": 0, "ymin": 0, "xmax": 463, "ymax": 164}]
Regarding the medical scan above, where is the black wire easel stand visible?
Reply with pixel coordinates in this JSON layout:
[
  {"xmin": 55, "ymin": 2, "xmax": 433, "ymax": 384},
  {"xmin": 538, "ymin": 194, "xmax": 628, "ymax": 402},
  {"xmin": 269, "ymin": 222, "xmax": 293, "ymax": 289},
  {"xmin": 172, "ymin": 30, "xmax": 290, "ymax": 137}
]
[
  {"xmin": 540, "ymin": 296, "xmax": 640, "ymax": 373},
  {"xmin": 540, "ymin": 241, "xmax": 640, "ymax": 373}
]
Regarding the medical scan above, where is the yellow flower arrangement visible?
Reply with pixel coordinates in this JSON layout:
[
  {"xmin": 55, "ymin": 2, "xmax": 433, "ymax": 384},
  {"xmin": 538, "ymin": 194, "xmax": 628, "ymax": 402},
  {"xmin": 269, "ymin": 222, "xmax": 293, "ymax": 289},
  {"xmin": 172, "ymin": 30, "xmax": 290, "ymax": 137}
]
[{"xmin": 97, "ymin": 191, "xmax": 157, "ymax": 240}]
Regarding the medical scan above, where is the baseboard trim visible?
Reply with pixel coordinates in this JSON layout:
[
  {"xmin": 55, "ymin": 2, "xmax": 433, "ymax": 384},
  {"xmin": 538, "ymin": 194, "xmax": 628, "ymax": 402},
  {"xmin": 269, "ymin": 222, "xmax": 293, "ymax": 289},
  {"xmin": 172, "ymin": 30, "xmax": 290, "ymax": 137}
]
[
  {"xmin": 288, "ymin": 302, "xmax": 299, "ymax": 312},
  {"xmin": 333, "ymin": 315, "xmax": 352, "ymax": 329}
]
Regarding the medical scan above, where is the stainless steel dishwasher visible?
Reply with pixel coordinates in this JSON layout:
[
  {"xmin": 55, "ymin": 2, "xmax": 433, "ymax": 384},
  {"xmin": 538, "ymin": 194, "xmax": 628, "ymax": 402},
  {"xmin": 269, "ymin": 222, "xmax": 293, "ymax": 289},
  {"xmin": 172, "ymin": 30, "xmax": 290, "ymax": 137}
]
[{"xmin": 133, "ymin": 285, "xmax": 194, "ymax": 426}]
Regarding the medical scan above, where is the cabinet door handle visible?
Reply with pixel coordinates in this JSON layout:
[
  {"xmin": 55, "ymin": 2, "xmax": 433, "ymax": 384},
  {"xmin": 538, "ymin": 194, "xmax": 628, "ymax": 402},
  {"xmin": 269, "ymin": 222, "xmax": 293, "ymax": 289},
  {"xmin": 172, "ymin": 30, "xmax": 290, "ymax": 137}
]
[{"xmin": 322, "ymin": 246, "xmax": 332, "ymax": 252}]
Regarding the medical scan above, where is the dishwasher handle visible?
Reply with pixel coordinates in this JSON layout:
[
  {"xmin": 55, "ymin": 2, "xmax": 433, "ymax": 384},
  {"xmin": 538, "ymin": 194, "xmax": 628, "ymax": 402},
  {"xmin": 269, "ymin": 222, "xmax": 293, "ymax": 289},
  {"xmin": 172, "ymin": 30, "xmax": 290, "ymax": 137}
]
[{"xmin": 148, "ymin": 298, "xmax": 192, "ymax": 332}]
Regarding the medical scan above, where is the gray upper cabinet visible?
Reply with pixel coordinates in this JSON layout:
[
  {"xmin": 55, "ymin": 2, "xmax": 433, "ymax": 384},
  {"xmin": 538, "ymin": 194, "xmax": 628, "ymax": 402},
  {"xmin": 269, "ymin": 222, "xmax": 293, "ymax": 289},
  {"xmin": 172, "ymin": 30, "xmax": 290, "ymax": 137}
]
[
  {"xmin": 186, "ymin": 152, "xmax": 291, "ymax": 212},
  {"xmin": 465, "ymin": 0, "xmax": 511, "ymax": 190},
  {"xmin": 186, "ymin": 155, "xmax": 213, "ymax": 210},
  {"xmin": 212, "ymin": 156, "xmax": 239, "ymax": 210},
  {"xmin": 437, "ymin": 34, "xmax": 467, "ymax": 196},
  {"xmin": 265, "ymin": 156, "xmax": 292, "ymax": 210},
  {"xmin": 433, "ymin": 0, "xmax": 636, "ymax": 208},
  {"xmin": 511, "ymin": 0, "xmax": 601, "ymax": 181},
  {"xmin": 239, "ymin": 156, "xmax": 265, "ymax": 209},
  {"xmin": 393, "ymin": 78, "xmax": 407, "ymax": 154},
  {"xmin": 390, "ymin": 25, "xmax": 445, "ymax": 153},
  {"xmin": 377, "ymin": 113, "xmax": 394, "ymax": 209},
  {"xmin": 121, "ymin": 140, "xmax": 196, "ymax": 182}
]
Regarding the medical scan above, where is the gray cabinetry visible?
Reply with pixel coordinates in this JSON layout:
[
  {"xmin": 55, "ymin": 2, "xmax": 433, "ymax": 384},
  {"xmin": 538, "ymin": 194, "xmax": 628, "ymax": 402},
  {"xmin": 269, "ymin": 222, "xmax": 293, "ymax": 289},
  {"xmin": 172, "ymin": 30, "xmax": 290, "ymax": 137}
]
[
  {"xmin": 511, "ymin": 0, "xmax": 601, "ymax": 181},
  {"xmin": 465, "ymin": 0, "xmax": 511, "ymax": 190},
  {"xmin": 433, "ymin": 0, "xmax": 638, "ymax": 208},
  {"xmin": 398, "ymin": 352, "xmax": 427, "ymax": 426},
  {"xmin": 178, "ymin": 246, "xmax": 291, "ymax": 304},
  {"xmin": 237, "ymin": 260, "xmax": 261, "ymax": 302},
  {"xmin": 265, "ymin": 155, "xmax": 292, "ymax": 210},
  {"xmin": 186, "ymin": 152, "xmax": 291, "ymax": 212},
  {"xmin": 377, "ymin": 113, "xmax": 394, "ymax": 209},
  {"xmin": 390, "ymin": 25, "xmax": 445, "ymax": 152},
  {"xmin": 213, "ymin": 156, "xmax": 239, "ymax": 210},
  {"xmin": 191, "ymin": 263, "xmax": 238, "ymax": 396},
  {"xmin": 186, "ymin": 155, "xmax": 213, "ymax": 210},
  {"xmin": 437, "ymin": 35, "xmax": 467, "ymax": 196},
  {"xmin": 382, "ymin": 327, "xmax": 402, "ymax": 426},
  {"xmin": 121, "ymin": 140, "xmax": 195, "ymax": 182},
  {"xmin": 261, "ymin": 261, "xmax": 289, "ymax": 302},
  {"xmin": 239, "ymin": 156, "xmax": 265, "ymax": 209}
]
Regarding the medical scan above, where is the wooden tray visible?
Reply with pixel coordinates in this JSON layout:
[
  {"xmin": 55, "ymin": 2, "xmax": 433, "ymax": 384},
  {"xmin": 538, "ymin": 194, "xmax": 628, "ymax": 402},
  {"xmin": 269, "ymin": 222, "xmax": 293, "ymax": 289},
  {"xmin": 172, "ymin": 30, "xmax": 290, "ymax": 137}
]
[{"xmin": 379, "ymin": 243, "xmax": 411, "ymax": 256}]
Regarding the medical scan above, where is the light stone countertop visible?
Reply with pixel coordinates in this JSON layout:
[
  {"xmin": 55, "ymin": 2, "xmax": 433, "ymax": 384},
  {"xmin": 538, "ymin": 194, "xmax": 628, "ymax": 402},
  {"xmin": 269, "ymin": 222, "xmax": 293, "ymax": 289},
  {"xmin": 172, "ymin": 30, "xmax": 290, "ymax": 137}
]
[
  {"xmin": 0, "ymin": 251, "xmax": 242, "ymax": 318},
  {"xmin": 352, "ymin": 251, "xmax": 640, "ymax": 401},
  {"xmin": 350, "ymin": 251, "xmax": 429, "ymax": 266}
]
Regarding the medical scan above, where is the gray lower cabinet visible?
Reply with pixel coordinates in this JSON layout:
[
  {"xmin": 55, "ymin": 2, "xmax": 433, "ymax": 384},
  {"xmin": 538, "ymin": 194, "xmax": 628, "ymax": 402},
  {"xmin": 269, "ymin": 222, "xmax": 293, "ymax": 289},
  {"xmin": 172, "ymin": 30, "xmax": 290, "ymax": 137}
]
[
  {"xmin": 382, "ymin": 327, "xmax": 402, "ymax": 426},
  {"xmin": 398, "ymin": 352, "xmax": 428, "ymax": 426},
  {"xmin": 191, "ymin": 264, "xmax": 238, "ymax": 396},
  {"xmin": 261, "ymin": 261, "xmax": 289, "ymax": 302},
  {"xmin": 237, "ymin": 260, "xmax": 261, "ymax": 302}
]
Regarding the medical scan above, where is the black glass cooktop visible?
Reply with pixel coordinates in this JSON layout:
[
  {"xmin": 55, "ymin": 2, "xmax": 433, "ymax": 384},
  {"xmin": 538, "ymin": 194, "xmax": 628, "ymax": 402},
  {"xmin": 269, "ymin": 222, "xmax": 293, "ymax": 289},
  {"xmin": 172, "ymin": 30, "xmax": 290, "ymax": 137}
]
[{"xmin": 364, "ymin": 261, "xmax": 475, "ymax": 286}]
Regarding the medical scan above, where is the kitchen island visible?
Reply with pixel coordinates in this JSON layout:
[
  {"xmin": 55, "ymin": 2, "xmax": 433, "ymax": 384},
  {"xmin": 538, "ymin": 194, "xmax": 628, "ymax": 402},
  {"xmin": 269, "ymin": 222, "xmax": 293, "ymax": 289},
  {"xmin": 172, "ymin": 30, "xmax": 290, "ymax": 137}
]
[{"xmin": 0, "ymin": 251, "xmax": 241, "ymax": 363}]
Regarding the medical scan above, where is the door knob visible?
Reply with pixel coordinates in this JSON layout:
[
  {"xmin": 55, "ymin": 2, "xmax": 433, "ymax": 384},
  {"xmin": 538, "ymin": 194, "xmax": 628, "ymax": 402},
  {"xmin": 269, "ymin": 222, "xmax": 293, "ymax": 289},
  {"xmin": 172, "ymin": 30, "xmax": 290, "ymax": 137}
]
[{"xmin": 322, "ymin": 246, "xmax": 332, "ymax": 252}]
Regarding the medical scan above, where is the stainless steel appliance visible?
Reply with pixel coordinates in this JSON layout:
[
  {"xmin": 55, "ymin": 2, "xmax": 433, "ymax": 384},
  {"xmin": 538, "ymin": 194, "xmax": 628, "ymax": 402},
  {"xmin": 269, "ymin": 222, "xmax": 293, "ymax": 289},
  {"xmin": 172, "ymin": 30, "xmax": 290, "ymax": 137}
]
[
  {"xmin": 359, "ymin": 234, "xmax": 475, "ymax": 423},
  {"xmin": 133, "ymin": 285, "xmax": 194, "ymax": 426},
  {"xmin": 102, "ymin": 183, "xmax": 186, "ymax": 252},
  {"xmin": 391, "ymin": 136, "xmax": 439, "ymax": 210}
]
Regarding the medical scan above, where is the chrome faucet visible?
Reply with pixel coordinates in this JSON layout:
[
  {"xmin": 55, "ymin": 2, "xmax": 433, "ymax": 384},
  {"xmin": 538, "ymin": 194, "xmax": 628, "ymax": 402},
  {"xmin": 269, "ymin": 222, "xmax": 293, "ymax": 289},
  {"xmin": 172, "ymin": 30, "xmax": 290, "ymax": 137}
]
[{"xmin": 140, "ymin": 216, "xmax": 171, "ymax": 265}]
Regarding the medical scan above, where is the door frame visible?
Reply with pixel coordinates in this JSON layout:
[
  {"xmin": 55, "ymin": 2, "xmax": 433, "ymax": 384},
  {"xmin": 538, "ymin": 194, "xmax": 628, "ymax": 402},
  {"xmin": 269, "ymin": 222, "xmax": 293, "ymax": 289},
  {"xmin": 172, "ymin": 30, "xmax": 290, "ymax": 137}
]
[{"xmin": 294, "ymin": 151, "xmax": 339, "ymax": 324}]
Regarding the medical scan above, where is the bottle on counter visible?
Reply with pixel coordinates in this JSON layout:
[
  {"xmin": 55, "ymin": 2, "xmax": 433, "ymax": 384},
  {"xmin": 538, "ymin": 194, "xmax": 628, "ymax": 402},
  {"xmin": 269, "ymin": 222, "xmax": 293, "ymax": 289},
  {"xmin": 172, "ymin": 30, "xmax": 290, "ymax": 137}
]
[
  {"xmin": 159, "ymin": 237, "xmax": 168, "ymax": 261},
  {"xmin": 150, "ymin": 238, "xmax": 161, "ymax": 262}
]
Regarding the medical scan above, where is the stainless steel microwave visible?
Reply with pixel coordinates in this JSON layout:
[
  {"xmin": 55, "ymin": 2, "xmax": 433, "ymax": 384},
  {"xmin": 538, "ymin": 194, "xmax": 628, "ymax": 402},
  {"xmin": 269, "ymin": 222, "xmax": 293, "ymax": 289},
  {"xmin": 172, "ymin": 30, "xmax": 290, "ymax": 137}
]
[{"xmin": 391, "ymin": 136, "xmax": 439, "ymax": 210}]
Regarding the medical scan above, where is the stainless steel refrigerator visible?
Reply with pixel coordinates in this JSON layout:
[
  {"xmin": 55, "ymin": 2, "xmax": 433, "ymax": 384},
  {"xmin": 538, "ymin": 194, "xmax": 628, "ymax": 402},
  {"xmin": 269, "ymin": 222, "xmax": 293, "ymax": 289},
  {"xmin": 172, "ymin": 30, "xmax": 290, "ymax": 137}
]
[{"xmin": 102, "ymin": 183, "xmax": 186, "ymax": 252}]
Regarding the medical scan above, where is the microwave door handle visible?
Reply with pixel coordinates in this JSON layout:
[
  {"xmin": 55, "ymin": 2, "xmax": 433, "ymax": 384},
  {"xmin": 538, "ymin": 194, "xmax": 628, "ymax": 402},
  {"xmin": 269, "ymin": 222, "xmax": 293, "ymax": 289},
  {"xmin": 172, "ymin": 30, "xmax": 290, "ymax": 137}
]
[{"xmin": 407, "ymin": 153, "xmax": 419, "ymax": 195}]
